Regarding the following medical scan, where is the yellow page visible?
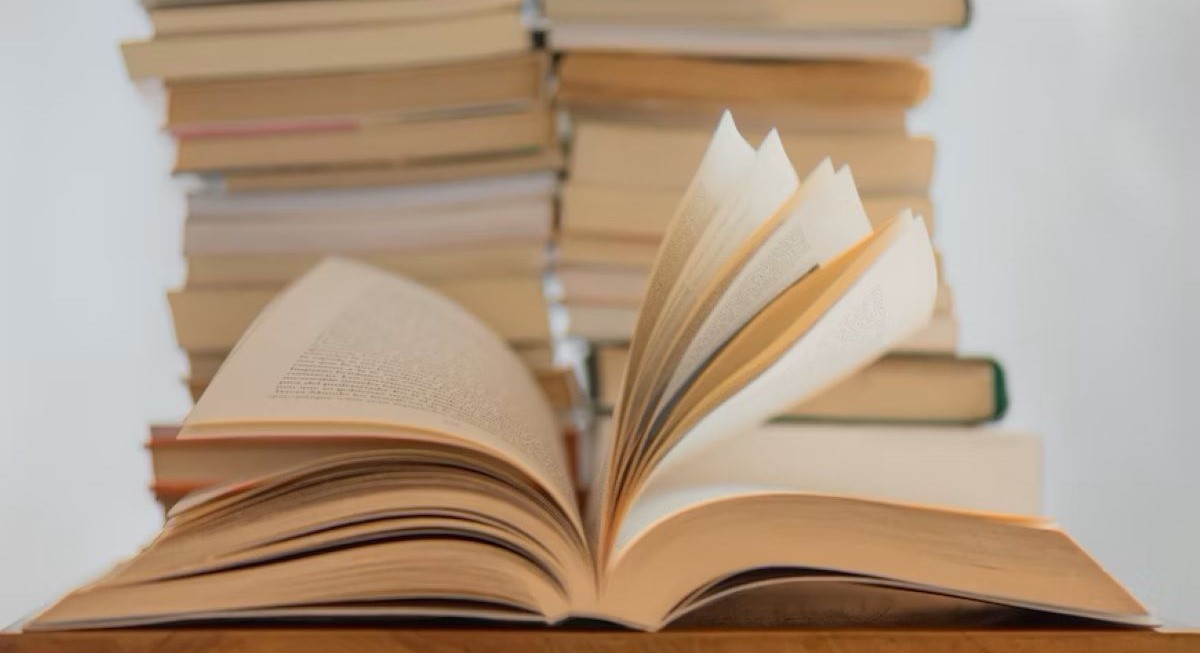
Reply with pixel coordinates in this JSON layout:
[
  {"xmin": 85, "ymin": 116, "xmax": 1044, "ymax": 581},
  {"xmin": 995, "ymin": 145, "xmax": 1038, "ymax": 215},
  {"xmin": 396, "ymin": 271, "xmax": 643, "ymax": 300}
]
[
  {"xmin": 616, "ymin": 418, "xmax": 1041, "ymax": 553},
  {"xmin": 181, "ymin": 258, "xmax": 579, "ymax": 527},
  {"xmin": 603, "ymin": 112, "xmax": 754, "ymax": 537},
  {"xmin": 625, "ymin": 130, "xmax": 799, "ymax": 453},
  {"xmin": 637, "ymin": 131, "xmax": 798, "ymax": 385},
  {"xmin": 617, "ymin": 213, "xmax": 938, "ymax": 550},
  {"xmin": 654, "ymin": 165, "xmax": 872, "ymax": 423},
  {"xmin": 616, "ymin": 112, "xmax": 753, "ymax": 426}
]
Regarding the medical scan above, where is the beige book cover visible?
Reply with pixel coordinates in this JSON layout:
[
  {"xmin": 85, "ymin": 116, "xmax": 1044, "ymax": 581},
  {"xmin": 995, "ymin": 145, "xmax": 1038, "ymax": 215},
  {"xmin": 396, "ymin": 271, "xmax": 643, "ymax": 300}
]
[
  {"xmin": 124, "ymin": 10, "xmax": 529, "ymax": 81},
  {"xmin": 571, "ymin": 120, "xmax": 934, "ymax": 194},
  {"xmin": 544, "ymin": 0, "xmax": 968, "ymax": 30},
  {"xmin": 175, "ymin": 106, "xmax": 553, "ymax": 172}
]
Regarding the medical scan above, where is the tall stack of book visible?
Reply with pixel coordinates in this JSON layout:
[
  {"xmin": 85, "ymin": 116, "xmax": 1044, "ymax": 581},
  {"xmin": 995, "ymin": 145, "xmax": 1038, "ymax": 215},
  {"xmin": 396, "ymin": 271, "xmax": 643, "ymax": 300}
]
[
  {"xmin": 122, "ymin": 0, "xmax": 578, "ymax": 507},
  {"xmin": 544, "ymin": 0, "xmax": 1014, "ymax": 482}
]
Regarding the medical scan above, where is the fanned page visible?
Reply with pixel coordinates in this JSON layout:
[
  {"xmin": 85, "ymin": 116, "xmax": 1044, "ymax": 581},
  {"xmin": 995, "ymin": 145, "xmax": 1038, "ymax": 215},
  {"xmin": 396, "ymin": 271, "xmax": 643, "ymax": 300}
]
[
  {"xmin": 602, "ymin": 111, "xmax": 754, "ymax": 538},
  {"xmin": 655, "ymin": 212, "xmax": 937, "ymax": 479},
  {"xmin": 182, "ymin": 258, "xmax": 578, "ymax": 525},
  {"xmin": 601, "ymin": 113, "xmax": 938, "ymax": 537},
  {"xmin": 600, "ymin": 493, "xmax": 1152, "ymax": 630},
  {"xmin": 617, "ymin": 212, "xmax": 940, "ymax": 550},
  {"xmin": 647, "ymin": 165, "xmax": 872, "ymax": 436},
  {"xmin": 615, "ymin": 113, "xmax": 753, "ymax": 408},
  {"xmin": 624, "ymin": 131, "xmax": 798, "ymax": 446}
]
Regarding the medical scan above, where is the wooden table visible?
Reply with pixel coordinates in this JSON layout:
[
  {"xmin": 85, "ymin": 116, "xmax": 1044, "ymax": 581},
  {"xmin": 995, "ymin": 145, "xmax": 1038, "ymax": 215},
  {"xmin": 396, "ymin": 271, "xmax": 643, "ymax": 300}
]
[{"xmin": 2, "ymin": 628, "xmax": 1198, "ymax": 652}]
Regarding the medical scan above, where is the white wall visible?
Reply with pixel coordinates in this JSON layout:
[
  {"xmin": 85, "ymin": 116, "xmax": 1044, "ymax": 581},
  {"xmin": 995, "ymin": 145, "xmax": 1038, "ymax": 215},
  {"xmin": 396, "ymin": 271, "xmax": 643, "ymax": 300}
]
[
  {"xmin": 0, "ymin": 0, "xmax": 1197, "ymax": 627},
  {"xmin": 0, "ymin": 0, "xmax": 187, "ymax": 625},
  {"xmin": 913, "ymin": 0, "xmax": 1200, "ymax": 626}
]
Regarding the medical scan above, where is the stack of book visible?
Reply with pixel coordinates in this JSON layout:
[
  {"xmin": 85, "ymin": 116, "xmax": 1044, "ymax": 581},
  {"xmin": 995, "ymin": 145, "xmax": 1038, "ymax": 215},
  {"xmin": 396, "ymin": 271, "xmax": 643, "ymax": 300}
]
[
  {"xmin": 544, "ymin": 0, "xmax": 1010, "ymax": 459},
  {"xmin": 122, "ymin": 0, "xmax": 578, "ymax": 508},
  {"xmin": 11, "ymin": 0, "xmax": 1162, "ymax": 635},
  {"xmin": 122, "ymin": 0, "xmax": 1021, "ymax": 514}
]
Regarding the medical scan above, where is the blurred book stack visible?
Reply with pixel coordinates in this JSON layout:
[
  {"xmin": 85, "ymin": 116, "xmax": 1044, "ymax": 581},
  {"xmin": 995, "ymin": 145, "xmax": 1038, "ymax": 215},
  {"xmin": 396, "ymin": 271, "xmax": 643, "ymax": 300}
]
[
  {"xmin": 122, "ymin": 0, "xmax": 580, "ymax": 508},
  {"xmin": 122, "ymin": 0, "xmax": 1030, "ymax": 514},
  {"xmin": 549, "ymin": 0, "xmax": 959, "ymax": 348},
  {"xmin": 544, "ymin": 0, "xmax": 1021, "ymax": 488}
]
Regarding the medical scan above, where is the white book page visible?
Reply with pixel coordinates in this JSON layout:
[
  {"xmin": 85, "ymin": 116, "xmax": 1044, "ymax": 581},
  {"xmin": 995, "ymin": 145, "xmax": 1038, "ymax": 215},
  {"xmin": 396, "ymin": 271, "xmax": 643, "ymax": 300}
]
[
  {"xmin": 601, "ymin": 112, "xmax": 753, "ymax": 542},
  {"xmin": 628, "ymin": 131, "xmax": 799, "ymax": 438},
  {"xmin": 182, "ymin": 258, "xmax": 578, "ymax": 525},
  {"xmin": 613, "ymin": 113, "xmax": 753, "ymax": 438},
  {"xmin": 616, "ymin": 214, "xmax": 937, "ymax": 550},
  {"xmin": 654, "ymin": 166, "xmax": 872, "ymax": 419},
  {"xmin": 613, "ymin": 419, "xmax": 1041, "ymax": 553},
  {"xmin": 646, "ymin": 131, "xmax": 799, "ymax": 360}
]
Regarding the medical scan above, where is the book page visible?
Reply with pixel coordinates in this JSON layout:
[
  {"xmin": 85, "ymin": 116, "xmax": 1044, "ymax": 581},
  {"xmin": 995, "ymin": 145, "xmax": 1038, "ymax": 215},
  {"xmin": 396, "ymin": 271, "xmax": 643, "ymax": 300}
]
[
  {"xmin": 601, "ymin": 493, "xmax": 1149, "ymax": 630},
  {"xmin": 615, "ymin": 415, "xmax": 1041, "ymax": 552},
  {"xmin": 622, "ymin": 131, "xmax": 799, "ymax": 459},
  {"xmin": 652, "ymin": 165, "xmax": 872, "ymax": 427},
  {"xmin": 615, "ymin": 112, "xmax": 753, "ymax": 425},
  {"xmin": 666, "ymin": 214, "xmax": 936, "ymax": 466},
  {"xmin": 636, "ymin": 131, "xmax": 798, "ymax": 388},
  {"xmin": 652, "ymin": 130, "xmax": 800, "ymax": 335},
  {"xmin": 182, "ymin": 258, "xmax": 579, "ymax": 526},
  {"xmin": 614, "ymin": 213, "xmax": 938, "ymax": 543},
  {"xmin": 603, "ymin": 112, "xmax": 753, "ymax": 536}
]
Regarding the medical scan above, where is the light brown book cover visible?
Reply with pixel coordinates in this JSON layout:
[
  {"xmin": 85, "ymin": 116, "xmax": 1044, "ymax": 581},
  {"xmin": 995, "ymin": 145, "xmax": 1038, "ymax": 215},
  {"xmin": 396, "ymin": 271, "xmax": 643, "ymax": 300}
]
[
  {"xmin": 168, "ymin": 52, "xmax": 547, "ymax": 132},
  {"xmin": 559, "ymin": 53, "xmax": 929, "ymax": 108}
]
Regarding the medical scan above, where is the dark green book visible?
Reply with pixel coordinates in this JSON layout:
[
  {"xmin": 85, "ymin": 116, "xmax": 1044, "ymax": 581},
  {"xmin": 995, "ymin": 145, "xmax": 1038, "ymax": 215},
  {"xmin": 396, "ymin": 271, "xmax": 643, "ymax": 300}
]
[{"xmin": 592, "ymin": 346, "xmax": 1007, "ymax": 425}]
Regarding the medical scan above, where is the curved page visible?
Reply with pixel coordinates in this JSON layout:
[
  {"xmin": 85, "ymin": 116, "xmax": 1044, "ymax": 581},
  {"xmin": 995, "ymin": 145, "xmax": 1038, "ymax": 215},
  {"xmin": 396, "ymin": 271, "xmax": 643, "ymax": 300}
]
[
  {"xmin": 617, "ymin": 213, "xmax": 938, "ymax": 546},
  {"xmin": 617, "ymin": 420, "xmax": 1042, "ymax": 553},
  {"xmin": 615, "ymin": 112, "xmax": 753, "ymax": 430},
  {"xmin": 182, "ymin": 258, "xmax": 578, "ymax": 527},
  {"xmin": 652, "ymin": 165, "xmax": 872, "ymax": 430},
  {"xmin": 630, "ymin": 131, "xmax": 799, "ymax": 432},
  {"xmin": 605, "ymin": 111, "xmax": 753, "ymax": 536}
]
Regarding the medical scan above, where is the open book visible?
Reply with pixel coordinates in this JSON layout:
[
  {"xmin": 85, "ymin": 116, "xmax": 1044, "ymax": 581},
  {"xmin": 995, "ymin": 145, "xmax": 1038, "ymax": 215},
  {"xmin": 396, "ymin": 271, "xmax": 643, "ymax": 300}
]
[{"xmin": 28, "ymin": 114, "xmax": 1152, "ymax": 631}]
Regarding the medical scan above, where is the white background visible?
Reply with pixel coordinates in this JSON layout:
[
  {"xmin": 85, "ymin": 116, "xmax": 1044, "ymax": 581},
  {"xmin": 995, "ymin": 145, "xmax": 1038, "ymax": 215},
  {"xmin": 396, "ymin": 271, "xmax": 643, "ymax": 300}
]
[{"xmin": 1, "ymin": 0, "xmax": 1197, "ymax": 627}]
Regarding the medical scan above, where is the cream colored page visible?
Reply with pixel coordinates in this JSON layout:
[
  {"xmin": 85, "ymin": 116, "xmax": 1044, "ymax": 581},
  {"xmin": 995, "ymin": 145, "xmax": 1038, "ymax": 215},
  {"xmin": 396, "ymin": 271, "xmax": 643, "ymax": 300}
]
[
  {"xmin": 631, "ymin": 131, "xmax": 799, "ymax": 434},
  {"xmin": 656, "ymin": 165, "xmax": 872, "ymax": 417},
  {"xmin": 182, "ymin": 258, "xmax": 577, "ymax": 522},
  {"xmin": 594, "ymin": 117, "xmax": 748, "ymax": 538},
  {"xmin": 608, "ymin": 111, "xmax": 753, "ymax": 513},
  {"xmin": 644, "ymin": 131, "xmax": 799, "ymax": 359},
  {"xmin": 614, "ymin": 419, "xmax": 1040, "ymax": 551},
  {"xmin": 618, "ymin": 214, "xmax": 938, "ymax": 549},
  {"xmin": 619, "ymin": 112, "xmax": 754, "ymax": 400}
]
